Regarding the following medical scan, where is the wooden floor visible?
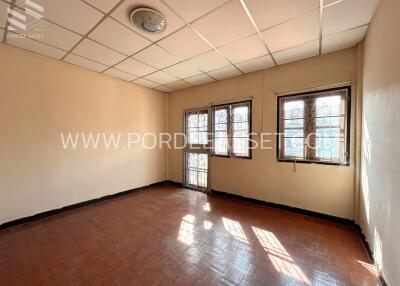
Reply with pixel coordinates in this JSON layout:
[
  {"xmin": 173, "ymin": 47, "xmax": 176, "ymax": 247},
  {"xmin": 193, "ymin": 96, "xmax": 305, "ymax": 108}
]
[{"xmin": 0, "ymin": 184, "xmax": 379, "ymax": 285}]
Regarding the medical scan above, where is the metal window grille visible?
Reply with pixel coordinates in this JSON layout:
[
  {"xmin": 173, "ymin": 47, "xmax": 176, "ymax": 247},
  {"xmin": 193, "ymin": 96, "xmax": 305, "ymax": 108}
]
[
  {"xmin": 184, "ymin": 153, "xmax": 208, "ymax": 189},
  {"xmin": 185, "ymin": 110, "xmax": 208, "ymax": 145},
  {"xmin": 212, "ymin": 101, "xmax": 251, "ymax": 158},
  {"xmin": 277, "ymin": 87, "xmax": 350, "ymax": 165}
]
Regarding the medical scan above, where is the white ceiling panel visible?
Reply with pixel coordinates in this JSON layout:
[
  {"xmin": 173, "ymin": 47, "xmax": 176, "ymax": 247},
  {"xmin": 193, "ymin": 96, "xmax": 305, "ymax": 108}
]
[
  {"xmin": 157, "ymin": 27, "xmax": 212, "ymax": 59},
  {"xmin": 114, "ymin": 58, "xmax": 156, "ymax": 76},
  {"xmin": 89, "ymin": 18, "xmax": 151, "ymax": 56},
  {"xmin": 187, "ymin": 50, "xmax": 230, "ymax": 72},
  {"xmin": 34, "ymin": 0, "xmax": 103, "ymax": 35},
  {"xmin": 111, "ymin": 0, "xmax": 185, "ymax": 41},
  {"xmin": 245, "ymin": 0, "xmax": 319, "ymax": 30},
  {"xmin": 64, "ymin": 54, "xmax": 108, "ymax": 72},
  {"xmin": 133, "ymin": 78, "xmax": 160, "ymax": 88},
  {"xmin": 155, "ymin": 86, "xmax": 174, "ymax": 92},
  {"xmin": 219, "ymin": 33, "xmax": 267, "ymax": 63},
  {"xmin": 273, "ymin": 40, "xmax": 319, "ymax": 65},
  {"xmin": 133, "ymin": 45, "xmax": 181, "ymax": 69},
  {"xmin": 207, "ymin": 65, "xmax": 241, "ymax": 80},
  {"xmin": 104, "ymin": 68, "xmax": 138, "ymax": 81},
  {"xmin": 324, "ymin": 0, "xmax": 340, "ymax": 6},
  {"xmin": 323, "ymin": 0, "xmax": 379, "ymax": 35},
  {"xmin": 163, "ymin": 61, "xmax": 202, "ymax": 79},
  {"xmin": 144, "ymin": 70, "xmax": 178, "ymax": 85},
  {"xmin": 163, "ymin": 0, "xmax": 229, "ymax": 23},
  {"xmin": 236, "ymin": 55, "xmax": 275, "ymax": 73},
  {"xmin": 165, "ymin": 80, "xmax": 192, "ymax": 90},
  {"xmin": 322, "ymin": 25, "xmax": 368, "ymax": 54},
  {"xmin": 192, "ymin": 0, "xmax": 255, "ymax": 47},
  {"xmin": 25, "ymin": 21, "xmax": 82, "ymax": 51},
  {"xmin": 72, "ymin": 38, "xmax": 125, "ymax": 66},
  {"xmin": 0, "ymin": 1, "xmax": 9, "ymax": 28},
  {"xmin": 84, "ymin": 0, "xmax": 120, "ymax": 13},
  {"xmin": 7, "ymin": 35, "xmax": 66, "ymax": 59},
  {"xmin": 262, "ymin": 10, "xmax": 320, "ymax": 53},
  {"xmin": 185, "ymin": 74, "xmax": 215, "ymax": 85}
]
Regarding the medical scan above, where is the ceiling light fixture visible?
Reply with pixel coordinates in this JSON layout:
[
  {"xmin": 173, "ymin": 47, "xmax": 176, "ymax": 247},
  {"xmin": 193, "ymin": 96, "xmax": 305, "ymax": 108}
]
[{"xmin": 130, "ymin": 8, "xmax": 167, "ymax": 33}]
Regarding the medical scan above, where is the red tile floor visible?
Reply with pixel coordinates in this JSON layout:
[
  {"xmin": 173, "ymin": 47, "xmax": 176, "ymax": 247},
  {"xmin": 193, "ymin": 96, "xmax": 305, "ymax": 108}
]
[{"xmin": 0, "ymin": 184, "xmax": 380, "ymax": 285}]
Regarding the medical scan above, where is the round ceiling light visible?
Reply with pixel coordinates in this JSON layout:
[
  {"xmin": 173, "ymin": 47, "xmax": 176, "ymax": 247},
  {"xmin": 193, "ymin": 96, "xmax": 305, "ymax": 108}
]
[{"xmin": 130, "ymin": 8, "xmax": 167, "ymax": 33}]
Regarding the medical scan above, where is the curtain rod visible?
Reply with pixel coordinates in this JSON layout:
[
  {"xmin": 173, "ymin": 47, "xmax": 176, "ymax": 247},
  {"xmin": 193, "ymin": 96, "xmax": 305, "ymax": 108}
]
[{"xmin": 276, "ymin": 81, "xmax": 353, "ymax": 96}]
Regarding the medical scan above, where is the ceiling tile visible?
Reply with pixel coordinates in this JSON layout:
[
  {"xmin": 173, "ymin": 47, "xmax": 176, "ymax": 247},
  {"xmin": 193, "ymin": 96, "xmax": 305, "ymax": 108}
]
[
  {"xmin": 236, "ymin": 55, "xmax": 275, "ymax": 73},
  {"xmin": 157, "ymin": 27, "xmax": 212, "ymax": 59},
  {"xmin": 185, "ymin": 73, "xmax": 215, "ymax": 85},
  {"xmin": 111, "ymin": 0, "xmax": 185, "ymax": 42},
  {"xmin": 155, "ymin": 86, "xmax": 175, "ymax": 92},
  {"xmin": 72, "ymin": 38, "xmax": 126, "ymax": 66},
  {"xmin": 163, "ymin": 0, "xmax": 229, "ymax": 23},
  {"xmin": 89, "ymin": 18, "xmax": 150, "ymax": 56},
  {"xmin": 219, "ymin": 33, "xmax": 267, "ymax": 63},
  {"xmin": 165, "ymin": 80, "xmax": 192, "ymax": 90},
  {"xmin": 207, "ymin": 65, "xmax": 241, "ymax": 80},
  {"xmin": 273, "ymin": 40, "xmax": 319, "ymax": 65},
  {"xmin": 133, "ymin": 78, "xmax": 160, "ymax": 88},
  {"xmin": 0, "ymin": 1, "xmax": 9, "ymax": 28},
  {"xmin": 144, "ymin": 71, "xmax": 178, "ymax": 85},
  {"xmin": 192, "ymin": 0, "xmax": 255, "ymax": 47},
  {"xmin": 163, "ymin": 61, "xmax": 202, "ymax": 78},
  {"xmin": 323, "ymin": 0, "xmax": 379, "ymax": 35},
  {"xmin": 26, "ymin": 21, "xmax": 81, "ymax": 51},
  {"xmin": 187, "ymin": 50, "xmax": 230, "ymax": 72},
  {"xmin": 322, "ymin": 25, "xmax": 368, "ymax": 54},
  {"xmin": 114, "ymin": 57, "xmax": 156, "ymax": 76},
  {"xmin": 6, "ymin": 35, "xmax": 66, "ymax": 59},
  {"xmin": 103, "ymin": 68, "xmax": 138, "ymax": 81},
  {"xmin": 133, "ymin": 45, "xmax": 181, "ymax": 69},
  {"xmin": 245, "ymin": 0, "xmax": 319, "ymax": 30},
  {"xmin": 34, "ymin": 0, "xmax": 103, "ymax": 35},
  {"xmin": 84, "ymin": 0, "xmax": 120, "ymax": 13},
  {"xmin": 64, "ymin": 54, "xmax": 108, "ymax": 72},
  {"xmin": 261, "ymin": 10, "xmax": 320, "ymax": 53}
]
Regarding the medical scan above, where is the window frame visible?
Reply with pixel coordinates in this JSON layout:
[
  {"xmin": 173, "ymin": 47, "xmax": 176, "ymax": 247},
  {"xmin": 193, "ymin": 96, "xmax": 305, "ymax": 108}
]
[
  {"xmin": 276, "ymin": 86, "xmax": 351, "ymax": 166},
  {"xmin": 211, "ymin": 100, "xmax": 252, "ymax": 159}
]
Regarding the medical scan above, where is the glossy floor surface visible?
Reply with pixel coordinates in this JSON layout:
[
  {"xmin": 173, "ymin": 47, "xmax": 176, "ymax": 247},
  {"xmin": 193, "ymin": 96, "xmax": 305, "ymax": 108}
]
[{"xmin": 0, "ymin": 184, "xmax": 379, "ymax": 285}]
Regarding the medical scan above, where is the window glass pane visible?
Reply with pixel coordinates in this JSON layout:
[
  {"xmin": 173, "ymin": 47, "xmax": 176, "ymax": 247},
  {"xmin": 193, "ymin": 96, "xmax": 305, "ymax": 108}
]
[
  {"xmin": 316, "ymin": 96, "xmax": 341, "ymax": 117},
  {"xmin": 316, "ymin": 138, "xmax": 340, "ymax": 159},
  {"xmin": 283, "ymin": 100, "xmax": 304, "ymax": 158},
  {"xmin": 284, "ymin": 138, "xmax": 304, "ymax": 158},
  {"xmin": 284, "ymin": 100, "xmax": 304, "ymax": 118},
  {"xmin": 214, "ymin": 108, "xmax": 229, "ymax": 155},
  {"xmin": 186, "ymin": 112, "xmax": 208, "ymax": 145},
  {"xmin": 232, "ymin": 104, "xmax": 250, "ymax": 157}
]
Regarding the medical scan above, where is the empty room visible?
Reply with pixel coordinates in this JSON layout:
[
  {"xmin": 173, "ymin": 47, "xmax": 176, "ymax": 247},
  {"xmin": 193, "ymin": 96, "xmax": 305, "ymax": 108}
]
[{"xmin": 0, "ymin": 0, "xmax": 398, "ymax": 285}]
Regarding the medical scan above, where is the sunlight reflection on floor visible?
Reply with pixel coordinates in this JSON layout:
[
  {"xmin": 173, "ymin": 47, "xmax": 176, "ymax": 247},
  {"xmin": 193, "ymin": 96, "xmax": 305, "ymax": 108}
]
[{"xmin": 252, "ymin": 226, "xmax": 311, "ymax": 285}]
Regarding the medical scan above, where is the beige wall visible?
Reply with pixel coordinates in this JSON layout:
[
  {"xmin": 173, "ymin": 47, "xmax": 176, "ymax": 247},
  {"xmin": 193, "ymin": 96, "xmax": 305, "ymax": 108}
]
[
  {"xmin": 167, "ymin": 48, "xmax": 358, "ymax": 219},
  {"xmin": 0, "ymin": 44, "xmax": 166, "ymax": 224},
  {"xmin": 360, "ymin": 0, "xmax": 400, "ymax": 283}
]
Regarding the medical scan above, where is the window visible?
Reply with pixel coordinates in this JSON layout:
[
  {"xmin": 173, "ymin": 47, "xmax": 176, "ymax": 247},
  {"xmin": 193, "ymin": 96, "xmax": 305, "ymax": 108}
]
[
  {"xmin": 212, "ymin": 101, "xmax": 251, "ymax": 158},
  {"xmin": 277, "ymin": 87, "xmax": 350, "ymax": 165},
  {"xmin": 185, "ymin": 110, "xmax": 208, "ymax": 145}
]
